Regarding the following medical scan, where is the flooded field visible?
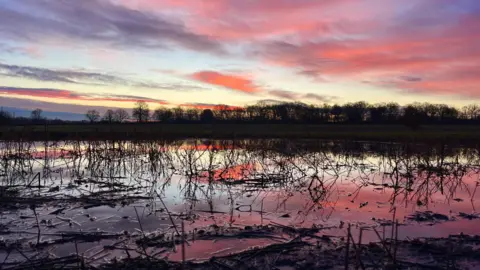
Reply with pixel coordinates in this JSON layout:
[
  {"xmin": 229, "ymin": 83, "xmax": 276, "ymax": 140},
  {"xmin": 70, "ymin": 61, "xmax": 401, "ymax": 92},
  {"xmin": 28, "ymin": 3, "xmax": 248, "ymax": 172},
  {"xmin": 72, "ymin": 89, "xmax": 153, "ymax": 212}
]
[{"xmin": 1, "ymin": 139, "xmax": 479, "ymax": 269}]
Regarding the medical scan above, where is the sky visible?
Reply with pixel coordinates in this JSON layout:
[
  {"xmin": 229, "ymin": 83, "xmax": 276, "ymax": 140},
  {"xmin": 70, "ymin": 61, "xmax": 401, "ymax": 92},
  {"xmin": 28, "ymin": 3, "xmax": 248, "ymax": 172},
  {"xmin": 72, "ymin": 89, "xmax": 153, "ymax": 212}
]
[{"xmin": 0, "ymin": 0, "xmax": 479, "ymax": 116}]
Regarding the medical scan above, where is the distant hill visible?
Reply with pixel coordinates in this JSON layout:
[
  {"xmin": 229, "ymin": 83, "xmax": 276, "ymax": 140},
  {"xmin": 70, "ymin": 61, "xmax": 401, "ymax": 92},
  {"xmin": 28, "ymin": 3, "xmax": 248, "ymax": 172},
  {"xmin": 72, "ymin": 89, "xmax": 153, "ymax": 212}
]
[{"xmin": 0, "ymin": 107, "xmax": 85, "ymax": 121}]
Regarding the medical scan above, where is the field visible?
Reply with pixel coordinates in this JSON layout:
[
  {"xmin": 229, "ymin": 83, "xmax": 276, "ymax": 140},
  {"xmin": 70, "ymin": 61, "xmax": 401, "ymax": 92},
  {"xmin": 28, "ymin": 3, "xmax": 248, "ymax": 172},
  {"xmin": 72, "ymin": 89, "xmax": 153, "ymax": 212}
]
[{"xmin": 1, "ymin": 123, "xmax": 480, "ymax": 141}]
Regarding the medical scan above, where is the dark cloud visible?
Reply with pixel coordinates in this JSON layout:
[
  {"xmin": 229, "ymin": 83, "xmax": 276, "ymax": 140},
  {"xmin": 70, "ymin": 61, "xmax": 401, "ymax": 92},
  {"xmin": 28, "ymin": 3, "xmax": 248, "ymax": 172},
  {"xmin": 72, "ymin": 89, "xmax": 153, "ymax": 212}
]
[
  {"xmin": 0, "ymin": 0, "xmax": 223, "ymax": 54},
  {"xmin": 253, "ymin": 99, "xmax": 290, "ymax": 105},
  {"xmin": 269, "ymin": 89, "xmax": 336, "ymax": 102},
  {"xmin": 180, "ymin": 102, "xmax": 242, "ymax": 110},
  {"xmin": 0, "ymin": 62, "xmax": 205, "ymax": 90},
  {"xmin": 302, "ymin": 93, "xmax": 336, "ymax": 102},
  {"xmin": 399, "ymin": 76, "xmax": 422, "ymax": 82},
  {"xmin": 268, "ymin": 90, "xmax": 298, "ymax": 100}
]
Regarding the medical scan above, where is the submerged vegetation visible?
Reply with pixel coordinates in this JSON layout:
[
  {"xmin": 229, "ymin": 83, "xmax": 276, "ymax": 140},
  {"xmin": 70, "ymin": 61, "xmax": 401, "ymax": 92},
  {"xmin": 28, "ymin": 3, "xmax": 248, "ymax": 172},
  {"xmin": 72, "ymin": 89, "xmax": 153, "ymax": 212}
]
[{"xmin": 0, "ymin": 139, "xmax": 479, "ymax": 268}]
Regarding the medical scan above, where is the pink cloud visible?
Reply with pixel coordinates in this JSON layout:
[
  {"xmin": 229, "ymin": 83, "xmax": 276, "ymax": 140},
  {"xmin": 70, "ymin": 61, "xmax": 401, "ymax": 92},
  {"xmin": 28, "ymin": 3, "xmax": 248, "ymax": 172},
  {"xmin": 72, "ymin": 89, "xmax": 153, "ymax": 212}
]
[
  {"xmin": 255, "ymin": 12, "xmax": 480, "ymax": 97},
  {"xmin": 190, "ymin": 71, "xmax": 260, "ymax": 94},
  {"xmin": 116, "ymin": 0, "xmax": 358, "ymax": 40},
  {"xmin": 4, "ymin": 0, "xmax": 480, "ymax": 101},
  {"xmin": 129, "ymin": 0, "xmax": 479, "ymax": 98}
]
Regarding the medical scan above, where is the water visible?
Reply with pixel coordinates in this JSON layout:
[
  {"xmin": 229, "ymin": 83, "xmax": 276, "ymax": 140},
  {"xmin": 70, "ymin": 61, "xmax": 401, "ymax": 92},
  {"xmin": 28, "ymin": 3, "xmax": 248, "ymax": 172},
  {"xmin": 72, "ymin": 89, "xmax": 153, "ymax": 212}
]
[{"xmin": 1, "ymin": 139, "xmax": 479, "ymax": 263}]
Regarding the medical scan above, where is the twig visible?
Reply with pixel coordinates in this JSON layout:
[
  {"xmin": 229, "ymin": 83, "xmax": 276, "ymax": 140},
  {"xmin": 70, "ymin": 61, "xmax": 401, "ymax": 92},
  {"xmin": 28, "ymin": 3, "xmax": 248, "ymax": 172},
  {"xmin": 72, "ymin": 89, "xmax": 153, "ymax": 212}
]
[
  {"xmin": 261, "ymin": 198, "xmax": 264, "ymax": 226},
  {"xmin": 348, "ymin": 232, "xmax": 366, "ymax": 270},
  {"xmin": 74, "ymin": 240, "xmax": 81, "ymax": 270},
  {"xmin": 181, "ymin": 220, "xmax": 186, "ymax": 268},
  {"xmin": 14, "ymin": 246, "xmax": 32, "ymax": 264},
  {"xmin": 0, "ymin": 248, "xmax": 12, "ymax": 268},
  {"xmin": 390, "ymin": 207, "xmax": 396, "ymax": 250},
  {"xmin": 355, "ymin": 228, "xmax": 363, "ymax": 270},
  {"xmin": 394, "ymin": 220, "xmax": 399, "ymax": 268},
  {"xmin": 155, "ymin": 191, "xmax": 180, "ymax": 236},
  {"xmin": 345, "ymin": 223, "xmax": 350, "ymax": 270},
  {"xmin": 134, "ymin": 206, "xmax": 150, "ymax": 261},
  {"xmin": 32, "ymin": 206, "xmax": 41, "ymax": 245},
  {"xmin": 372, "ymin": 227, "xmax": 394, "ymax": 260},
  {"xmin": 124, "ymin": 244, "xmax": 131, "ymax": 259}
]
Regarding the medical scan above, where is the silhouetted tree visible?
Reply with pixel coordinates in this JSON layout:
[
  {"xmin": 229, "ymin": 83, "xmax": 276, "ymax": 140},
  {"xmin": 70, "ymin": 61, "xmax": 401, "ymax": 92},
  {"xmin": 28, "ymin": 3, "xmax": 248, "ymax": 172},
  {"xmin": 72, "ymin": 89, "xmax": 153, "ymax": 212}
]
[
  {"xmin": 30, "ymin": 108, "xmax": 43, "ymax": 121},
  {"xmin": 172, "ymin": 107, "xmax": 184, "ymax": 121},
  {"xmin": 185, "ymin": 109, "xmax": 199, "ymax": 121},
  {"xmin": 438, "ymin": 105, "xmax": 459, "ymax": 122},
  {"xmin": 369, "ymin": 104, "xmax": 388, "ymax": 123},
  {"xmin": 386, "ymin": 103, "xmax": 401, "ymax": 122},
  {"xmin": 343, "ymin": 101, "xmax": 368, "ymax": 123},
  {"xmin": 0, "ymin": 110, "xmax": 12, "ymax": 125},
  {"xmin": 132, "ymin": 101, "xmax": 149, "ymax": 122},
  {"xmin": 114, "ymin": 109, "xmax": 129, "ymax": 122},
  {"xmin": 200, "ymin": 109, "xmax": 214, "ymax": 123},
  {"xmin": 103, "ymin": 109, "xmax": 115, "ymax": 123},
  {"xmin": 21, "ymin": 101, "xmax": 479, "ymax": 125},
  {"xmin": 85, "ymin": 110, "xmax": 100, "ymax": 123},
  {"xmin": 402, "ymin": 105, "xmax": 422, "ymax": 129},
  {"xmin": 462, "ymin": 104, "xmax": 480, "ymax": 120},
  {"xmin": 331, "ymin": 105, "xmax": 343, "ymax": 122},
  {"xmin": 153, "ymin": 107, "xmax": 174, "ymax": 122}
]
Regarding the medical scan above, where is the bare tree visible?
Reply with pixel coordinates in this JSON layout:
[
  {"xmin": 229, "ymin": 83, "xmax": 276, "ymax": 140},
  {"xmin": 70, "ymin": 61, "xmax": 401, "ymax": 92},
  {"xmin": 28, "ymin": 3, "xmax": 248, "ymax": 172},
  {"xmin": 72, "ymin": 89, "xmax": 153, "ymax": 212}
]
[
  {"xmin": 132, "ymin": 101, "xmax": 149, "ymax": 122},
  {"xmin": 462, "ymin": 104, "xmax": 480, "ymax": 120},
  {"xmin": 0, "ymin": 110, "xmax": 13, "ymax": 124},
  {"xmin": 30, "ymin": 108, "xmax": 43, "ymax": 120},
  {"xmin": 172, "ymin": 107, "xmax": 184, "ymax": 121},
  {"xmin": 153, "ymin": 107, "xmax": 173, "ymax": 122},
  {"xmin": 85, "ymin": 110, "xmax": 100, "ymax": 123},
  {"xmin": 103, "ymin": 109, "xmax": 115, "ymax": 123},
  {"xmin": 114, "ymin": 109, "xmax": 129, "ymax": 122}
]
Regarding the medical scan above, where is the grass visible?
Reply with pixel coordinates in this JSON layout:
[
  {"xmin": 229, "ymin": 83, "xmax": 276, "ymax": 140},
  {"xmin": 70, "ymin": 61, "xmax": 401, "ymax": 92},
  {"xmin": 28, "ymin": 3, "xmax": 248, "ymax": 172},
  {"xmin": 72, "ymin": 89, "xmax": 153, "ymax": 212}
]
[{"xmin": 1, "ymin": 123, "xmax": 480, "ymax": 141}]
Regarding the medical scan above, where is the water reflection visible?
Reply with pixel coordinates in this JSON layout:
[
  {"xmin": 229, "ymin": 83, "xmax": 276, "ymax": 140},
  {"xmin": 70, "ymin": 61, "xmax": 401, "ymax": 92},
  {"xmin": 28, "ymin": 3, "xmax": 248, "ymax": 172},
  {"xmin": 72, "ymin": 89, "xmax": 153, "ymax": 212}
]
[{"xmin": 0, "ymin": 139, "xmax": 479, "ymax": 262}]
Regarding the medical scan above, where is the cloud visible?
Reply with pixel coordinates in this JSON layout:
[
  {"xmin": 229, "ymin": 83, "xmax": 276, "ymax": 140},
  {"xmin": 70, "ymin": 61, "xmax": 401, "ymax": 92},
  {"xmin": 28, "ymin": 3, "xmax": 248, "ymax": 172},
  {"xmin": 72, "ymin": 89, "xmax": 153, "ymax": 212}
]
[
  {"xmin": 0, "ymin": 86, "xmax": 169, "ymax": 104},
  {"xmin": 0, "ymin": 0, "xmax": 223, "ymax": 54},
  {"xmin": 302, "ymin": 93, "xmax": 337, "ymax": 103},
  {"xmin": 0, "ymin": 43, "xmax": 42, "ymax": 58},
  {"xmin": 399, "ymin": 76, "xmax": 422, "ymax": 82},
  {"xmin": 251, "ymin": 1, "xmax": 480, "ymax": 97},
  {"xmin": 253, "ymin": 99, "xmax": 286, "ymax": 105},
  {"xmin": 2, "ymin": 0, "xmax": 480, "ymax": 101},
  {"xmin": 0, "ymin": 96, "xmax": 126, "ymax": 115},
  {"xmin": 190, "ymin": 71, "xmax": 260, "ymax": 94},
  {"xmin": 269, "ymin": 90, "xmax": 336, "ymax": 103},
  {"xmin": 268, "ymin": 90, "xmax": 298, "ymax": 100},
  {"xmin": 0, "ymin": 62, "xmax": 204, "ymax": 90},
  {"xmin": 189, "ymin": 70, "xmax": 337, "ymax": 102},
  {"xmin": 180, "ymin": 102, "xmax": 243, "ymax": 110},
  {"xmin": 117, "ymin": 0, "xmax": 352, "ymax": 40}
]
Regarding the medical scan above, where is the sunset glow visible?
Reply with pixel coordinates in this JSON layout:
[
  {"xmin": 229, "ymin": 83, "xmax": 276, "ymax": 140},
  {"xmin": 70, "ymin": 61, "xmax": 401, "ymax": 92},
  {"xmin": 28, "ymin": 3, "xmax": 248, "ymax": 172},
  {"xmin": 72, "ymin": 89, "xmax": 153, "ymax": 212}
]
[{"xmin": 0, "ymin": 0, "xmax": 479, "ymax": 116}]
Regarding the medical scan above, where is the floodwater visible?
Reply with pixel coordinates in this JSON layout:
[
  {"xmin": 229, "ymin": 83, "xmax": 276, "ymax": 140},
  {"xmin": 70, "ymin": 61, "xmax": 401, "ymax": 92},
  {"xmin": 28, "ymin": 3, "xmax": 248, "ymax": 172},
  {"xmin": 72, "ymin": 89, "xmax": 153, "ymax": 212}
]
[{"xmin": 0, "ymin": 139, "xmax": 479, "ymax": 264}]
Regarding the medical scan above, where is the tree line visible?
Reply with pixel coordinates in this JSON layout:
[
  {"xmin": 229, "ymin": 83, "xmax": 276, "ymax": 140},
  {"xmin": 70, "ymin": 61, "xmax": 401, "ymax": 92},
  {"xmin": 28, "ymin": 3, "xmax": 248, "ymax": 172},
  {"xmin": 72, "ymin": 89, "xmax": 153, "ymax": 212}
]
[{"xmin": 1, "ymin": 101, "xmax": 480, "ymax": 126}]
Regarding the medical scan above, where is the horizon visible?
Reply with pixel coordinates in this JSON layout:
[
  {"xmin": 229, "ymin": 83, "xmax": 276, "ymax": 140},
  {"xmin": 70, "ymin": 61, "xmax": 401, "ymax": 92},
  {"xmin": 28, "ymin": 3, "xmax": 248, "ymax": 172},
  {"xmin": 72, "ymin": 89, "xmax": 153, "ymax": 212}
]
[
  {"xmin": 1, "ymin": 0, "xmax": 480, "ymax": 118},
  {"xmin": 1, "ymin": 100, "xmax": 478, "ymax": 122}
]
